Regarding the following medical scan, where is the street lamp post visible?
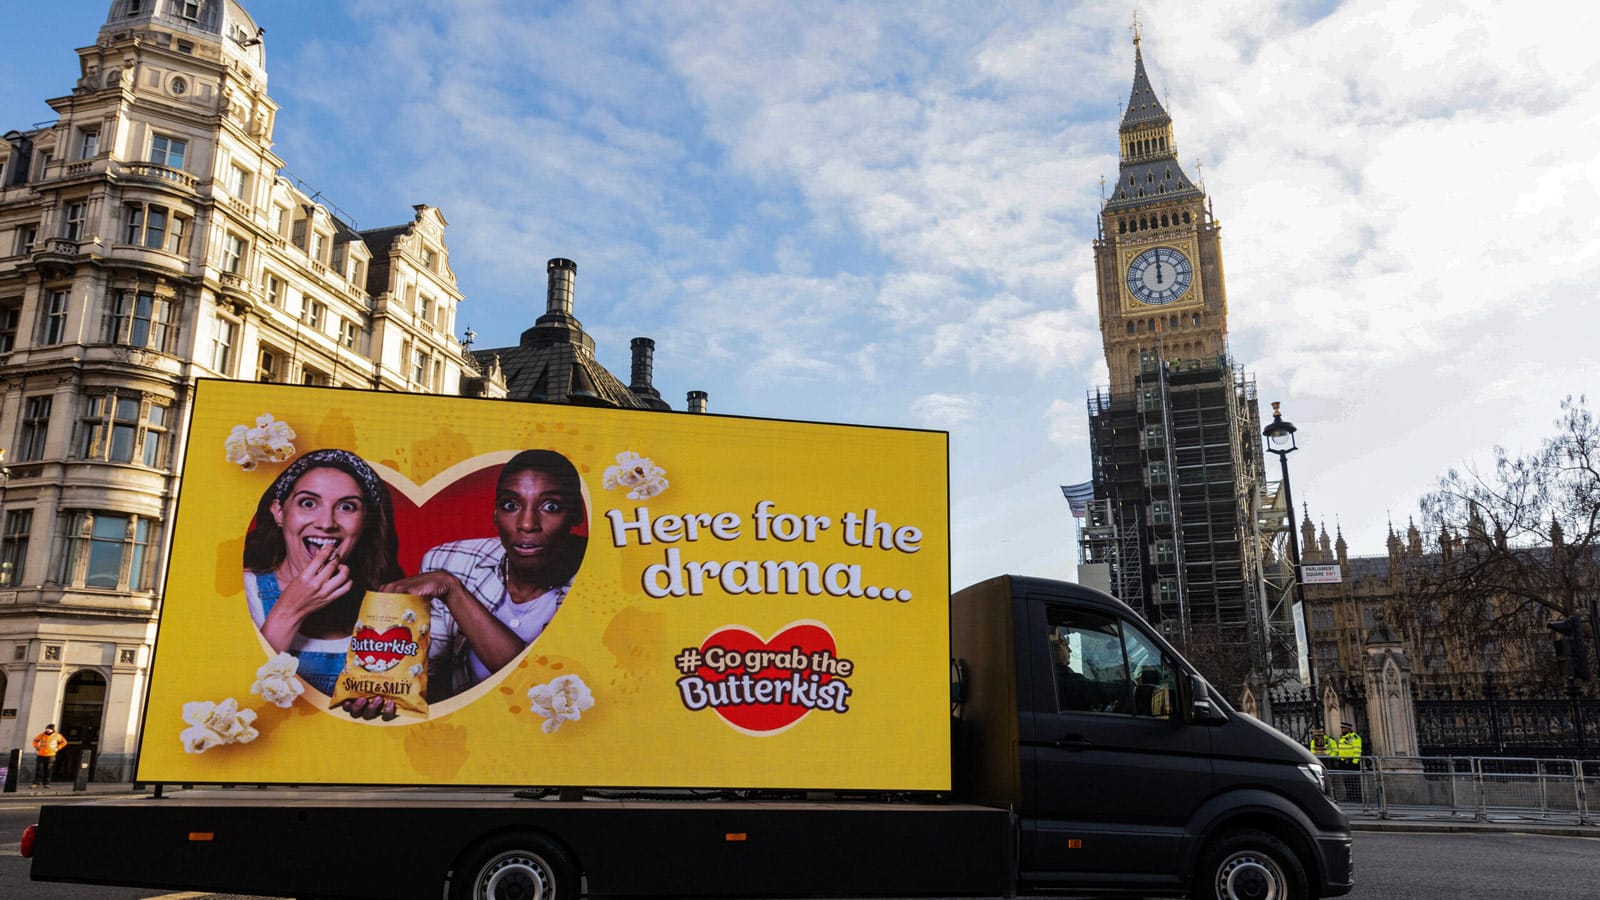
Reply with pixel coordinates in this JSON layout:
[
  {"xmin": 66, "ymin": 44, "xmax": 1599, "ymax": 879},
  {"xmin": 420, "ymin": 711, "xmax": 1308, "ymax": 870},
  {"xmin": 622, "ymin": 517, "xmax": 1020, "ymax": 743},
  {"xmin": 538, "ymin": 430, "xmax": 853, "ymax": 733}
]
[{"xmin": 1263, "ymin": 403, "xmax": 1316, "ymax": 721}]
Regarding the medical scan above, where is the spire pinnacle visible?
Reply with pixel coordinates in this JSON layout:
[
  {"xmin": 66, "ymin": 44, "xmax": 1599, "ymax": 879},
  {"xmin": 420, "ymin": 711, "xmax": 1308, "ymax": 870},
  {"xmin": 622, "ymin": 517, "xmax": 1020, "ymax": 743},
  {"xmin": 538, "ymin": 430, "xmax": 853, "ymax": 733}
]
[{"xmin": 1131, "ymin": 11, "xmax": 1143, "ymax": 49}]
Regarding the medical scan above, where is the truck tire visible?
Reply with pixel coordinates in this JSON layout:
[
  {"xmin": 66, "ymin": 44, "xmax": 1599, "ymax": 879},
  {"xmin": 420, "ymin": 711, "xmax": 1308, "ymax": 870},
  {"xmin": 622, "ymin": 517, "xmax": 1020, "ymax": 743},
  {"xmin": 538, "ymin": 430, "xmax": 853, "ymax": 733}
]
[
  {"xmin": 1194, "ymin": 829, "xmax": 1306, "ymax": 900},
  {"xmin": 451, "ymin": 831, "xmax": 579, "ymax": 900}
]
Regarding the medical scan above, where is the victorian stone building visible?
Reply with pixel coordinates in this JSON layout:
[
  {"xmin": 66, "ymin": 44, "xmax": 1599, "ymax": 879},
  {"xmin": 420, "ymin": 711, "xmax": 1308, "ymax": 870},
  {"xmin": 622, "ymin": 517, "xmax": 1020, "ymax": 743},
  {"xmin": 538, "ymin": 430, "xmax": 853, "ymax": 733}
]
[
  {"xmin": 0, "ymin": 0, "xmax": 504, "ymax": 779},
  {"xmin": 0, "ymin": 1, "xmax": 695, "ymax": 782}
]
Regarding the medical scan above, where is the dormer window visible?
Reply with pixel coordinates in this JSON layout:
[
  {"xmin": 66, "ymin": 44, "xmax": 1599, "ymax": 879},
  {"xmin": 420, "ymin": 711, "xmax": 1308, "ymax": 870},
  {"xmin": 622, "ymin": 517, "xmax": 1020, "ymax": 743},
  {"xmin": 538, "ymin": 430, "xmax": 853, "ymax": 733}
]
[{"xmin": 179, "ymin": 0, "xmax": 202, "ymax": 21}]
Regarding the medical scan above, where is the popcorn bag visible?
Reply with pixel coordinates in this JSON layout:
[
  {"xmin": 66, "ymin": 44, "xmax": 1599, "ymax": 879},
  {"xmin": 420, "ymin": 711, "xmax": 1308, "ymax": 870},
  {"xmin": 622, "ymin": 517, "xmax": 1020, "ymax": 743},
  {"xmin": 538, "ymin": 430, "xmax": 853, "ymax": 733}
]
[{"xmin": 329, "ymin": 591, "xmax": 430, "ymax": 719}]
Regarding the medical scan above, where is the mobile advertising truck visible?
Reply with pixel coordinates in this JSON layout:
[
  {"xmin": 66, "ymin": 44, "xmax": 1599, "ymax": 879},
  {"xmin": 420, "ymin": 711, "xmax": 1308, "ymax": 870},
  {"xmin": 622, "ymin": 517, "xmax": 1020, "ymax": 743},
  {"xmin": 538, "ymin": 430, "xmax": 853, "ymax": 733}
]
[{"xmin": 25, "ymin": 381, "xmax": 1351, "ymax": 900}]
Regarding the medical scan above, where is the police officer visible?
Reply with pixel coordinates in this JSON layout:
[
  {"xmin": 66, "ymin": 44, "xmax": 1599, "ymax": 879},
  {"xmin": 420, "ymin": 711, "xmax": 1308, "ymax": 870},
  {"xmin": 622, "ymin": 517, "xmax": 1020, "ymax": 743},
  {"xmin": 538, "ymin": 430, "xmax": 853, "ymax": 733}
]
[
  {"xmin": 1307, "ymin": 726, "xmax": 1332, "ymax": 759},
  {"xmin": 1334, "ymin": 721, "xmax": 1363, "ymax": 800}
]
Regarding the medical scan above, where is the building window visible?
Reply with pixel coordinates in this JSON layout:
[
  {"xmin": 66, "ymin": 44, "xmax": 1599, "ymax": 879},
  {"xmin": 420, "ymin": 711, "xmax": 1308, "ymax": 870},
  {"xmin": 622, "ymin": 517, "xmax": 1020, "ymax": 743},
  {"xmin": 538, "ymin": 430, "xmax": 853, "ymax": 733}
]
[
  {"xmin": 210, "ymin": 317, "xmax": 236, "ymax": 373},
  {"xmin": 312, "ymin": 232, "xmax": 327, "ymax": 263},
  {"xmin": 120, "ymin": 648, "xmax": 136, "ymax": 664},
  {"xmin": 1157, "ymin": 578, "xmax": 1179, "ymax": 605},
  {"xmin": 340, "ymin": 318, "xmax": 358, "ymax": 349},
  {"xmin": 178, "ymin": 0, "xmax": 201, "ymax": 20},
  {"xmin": 0, "ymin": 303, "xmax": 19, "ymax": 352},
  {"xmin": 424, "ymin": 248, "xmax": 438, "ymax": 271},
  {"xmin": 149, "ymin": 134, "xmax": 187, "ymax": 170},
  {"xmin": 1144, "ymin": 428, "xmax": 1165, "ymax": 449},
  {"xmin": 78, "ymin": 129, "xmax": 99, "ymax": 160},
  {"xmin": 0, "ymin": 510, "xmax": 29, "ymax": 587},
  {"xmin": 258, "ymin": 347, "xmax": 280, "ymax": 383},
  {"xmin": 227, "ymin": 164, "xmax": 248, "ymax": 198},
  {"xmin": 1151, "ymin": 500, "xmax": 1172, "ymax": 525},
  {"xmin": 62, "ymin": 202, "xmax": 86, "ymax": 241},
  {"xmin": 1155, "ymin": 540, "xmax": 1175, "ymax": 564},
  {"xmin": 62, "ymin": 511, "xmax": 155, "ymax": 590},
  {"xmin": 18, "ymin": 396, "xmax": 52, "ymax": 461},
  {"xmin": 40, "ymin": 290, "xmax": 69, "ymax": 344},
  {"xmin": 302, "ymin": 299, "xmax": 325, "ymax": 330},
  {"xmin": 81, "ymin": 393, "xmax": 142, "ymax": 462},
  {"xmin": 14, "ymin": 223, "xmax": 38, "ymax": 256},
  {"xmin": 34, "ymin": 151, "xmax": 52, "ymax": 182},
  {"xmin": 222, "ymin": 232, "xmax": 246, "ymax": 274},
  {"xmin": 1148, "ymin": 462, "xmax": 1168, "ymax": 485},
  {"xmin": 264, "ymin": 273, "xmax": 283, "ymax": 307},
  {"xmin": 411, "ymin": 346, "xmax": 429, "ymax": 386},
  {"xmin": 103, "ymin": 289, "xmax": 173, "ymax": 351},
  {"xmin": 142, "ymin": 402, "xmax": 169, "ymax": 467},
  {"xmin": 302, "ymin": 367, "xmax": 329, "ymax": 387},
  {"xmin": 123, "ymin": 203, "xmax": 188, "ymax": 252},
  {"xmin": 272, "ymin": 206, "xmax": 288, "ymax": 237}
]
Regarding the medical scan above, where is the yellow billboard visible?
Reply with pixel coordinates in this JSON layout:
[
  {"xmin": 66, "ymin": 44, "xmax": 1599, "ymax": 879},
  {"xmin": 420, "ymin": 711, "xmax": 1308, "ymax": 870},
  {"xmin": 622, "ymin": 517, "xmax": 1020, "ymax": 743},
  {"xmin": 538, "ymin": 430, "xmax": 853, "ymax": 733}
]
[{"xmin": 136, "ymin": 380, "xmax": 951, "ymax": 789}]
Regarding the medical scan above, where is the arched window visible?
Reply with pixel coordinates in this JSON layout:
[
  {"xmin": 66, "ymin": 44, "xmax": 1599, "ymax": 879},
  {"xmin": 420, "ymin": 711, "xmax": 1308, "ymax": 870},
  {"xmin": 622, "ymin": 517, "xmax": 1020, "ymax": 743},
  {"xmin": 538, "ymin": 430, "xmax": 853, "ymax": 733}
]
[
  {"xmin": 1126, "ymin": 322, "xmax": 1135, "ymax": 334},
  {"xmin": 1192, "ymin": 313, "xmax": 1201, "ymax": 326},
  {"xmin": 1182, "ymin": 212, "xmax": 1191, "ymax": 224}
]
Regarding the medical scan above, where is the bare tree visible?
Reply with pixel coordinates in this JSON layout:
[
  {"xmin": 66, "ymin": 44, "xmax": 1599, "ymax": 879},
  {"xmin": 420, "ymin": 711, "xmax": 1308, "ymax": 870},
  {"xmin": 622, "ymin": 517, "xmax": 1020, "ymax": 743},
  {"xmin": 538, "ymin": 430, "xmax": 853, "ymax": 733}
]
[{"xmin": 1399, "ymin": 396, "xmax": 1600, "ymax": 687}]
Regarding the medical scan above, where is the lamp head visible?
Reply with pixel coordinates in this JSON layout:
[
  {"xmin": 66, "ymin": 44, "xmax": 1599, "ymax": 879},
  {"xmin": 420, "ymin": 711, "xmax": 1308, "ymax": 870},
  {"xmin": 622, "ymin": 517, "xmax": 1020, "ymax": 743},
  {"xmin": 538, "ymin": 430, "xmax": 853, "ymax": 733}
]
[{"xmin": 1263, "ymin": 401, "xmax": 1298, "ymax": 455}]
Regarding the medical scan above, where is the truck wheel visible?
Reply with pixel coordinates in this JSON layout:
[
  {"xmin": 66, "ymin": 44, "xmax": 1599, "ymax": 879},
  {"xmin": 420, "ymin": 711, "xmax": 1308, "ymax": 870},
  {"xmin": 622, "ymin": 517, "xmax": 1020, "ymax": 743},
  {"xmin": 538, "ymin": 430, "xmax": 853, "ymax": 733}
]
[
  {"xmin": 1194, "ymin": 829, "xmax": 1306, "ymax": 900},
  {"xmin": 452, "ymin": 832, "xmax": 579, "ymax": 900}
]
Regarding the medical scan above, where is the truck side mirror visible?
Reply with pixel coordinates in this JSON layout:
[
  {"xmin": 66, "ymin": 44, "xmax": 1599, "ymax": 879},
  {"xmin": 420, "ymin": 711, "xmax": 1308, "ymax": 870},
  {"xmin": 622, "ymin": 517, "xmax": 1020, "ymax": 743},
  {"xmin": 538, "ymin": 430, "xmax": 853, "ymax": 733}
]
[{"xmin": 1182, "ymin": 673, "xmax": 1229, "ymax": 726}]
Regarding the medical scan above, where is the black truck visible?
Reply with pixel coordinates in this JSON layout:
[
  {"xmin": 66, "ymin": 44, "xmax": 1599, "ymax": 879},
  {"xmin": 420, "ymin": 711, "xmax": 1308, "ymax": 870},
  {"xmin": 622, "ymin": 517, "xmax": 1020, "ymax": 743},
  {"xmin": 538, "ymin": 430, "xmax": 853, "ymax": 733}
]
[{"xmin": 27, "ymin": 574, "xmax": 1351, "ymax": 899}]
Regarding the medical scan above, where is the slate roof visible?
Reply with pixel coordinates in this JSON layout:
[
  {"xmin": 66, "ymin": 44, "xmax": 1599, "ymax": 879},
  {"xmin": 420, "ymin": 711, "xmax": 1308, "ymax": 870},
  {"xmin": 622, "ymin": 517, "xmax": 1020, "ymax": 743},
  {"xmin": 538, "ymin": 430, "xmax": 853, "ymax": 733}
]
[
  {"xmin": 1121, "ymin": 45, "xmax": 1171, "ymax": 130},
  {"xmin": 1104, "ymin": 43, "xmax": 1203, "ymax": 213},
  {"xmin": 471, "ymin": 314, "xmax": 670, "ymax": 411}
]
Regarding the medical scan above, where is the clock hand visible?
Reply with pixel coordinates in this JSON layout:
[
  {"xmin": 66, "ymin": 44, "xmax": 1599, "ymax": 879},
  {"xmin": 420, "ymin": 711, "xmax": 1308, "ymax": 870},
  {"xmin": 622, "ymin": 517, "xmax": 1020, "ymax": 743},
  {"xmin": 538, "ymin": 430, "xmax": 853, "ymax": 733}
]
[{"xmin": 1154, "ymin": 255, "xmax": 1164, "ymax": 285}]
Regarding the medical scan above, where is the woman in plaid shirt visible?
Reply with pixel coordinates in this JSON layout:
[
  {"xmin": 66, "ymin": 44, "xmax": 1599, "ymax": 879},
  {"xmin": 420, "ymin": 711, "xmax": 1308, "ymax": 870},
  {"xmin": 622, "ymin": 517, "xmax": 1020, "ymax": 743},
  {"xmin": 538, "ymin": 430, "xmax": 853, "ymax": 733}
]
[{"xmin": 385, "ymin": 450, "xmax": 588, "ymax": 702}]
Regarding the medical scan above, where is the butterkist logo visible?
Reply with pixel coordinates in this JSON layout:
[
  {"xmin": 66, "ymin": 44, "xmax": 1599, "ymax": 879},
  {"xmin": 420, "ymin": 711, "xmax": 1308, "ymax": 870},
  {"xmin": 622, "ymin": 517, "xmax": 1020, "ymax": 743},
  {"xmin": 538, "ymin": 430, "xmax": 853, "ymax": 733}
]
[{"xmin": 350, "ymin": 635, "xmax": 419, "ymax": 656}]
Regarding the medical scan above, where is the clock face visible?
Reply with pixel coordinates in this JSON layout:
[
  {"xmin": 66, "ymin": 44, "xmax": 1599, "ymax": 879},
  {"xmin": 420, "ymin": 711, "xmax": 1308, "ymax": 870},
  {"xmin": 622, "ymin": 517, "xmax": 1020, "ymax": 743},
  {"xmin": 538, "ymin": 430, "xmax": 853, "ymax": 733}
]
[{"xmin": 1125, "ymin": 246, "xmax": 1193, "ymax": 306}]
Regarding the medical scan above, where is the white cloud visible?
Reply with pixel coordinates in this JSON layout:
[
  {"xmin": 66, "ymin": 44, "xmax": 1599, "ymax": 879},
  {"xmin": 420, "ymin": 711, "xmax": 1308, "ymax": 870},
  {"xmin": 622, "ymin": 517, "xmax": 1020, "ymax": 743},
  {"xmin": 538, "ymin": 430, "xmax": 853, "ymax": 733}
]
[{"xmin": 5, "ymin": 0, "xmax": 1592, "ymax": 580}]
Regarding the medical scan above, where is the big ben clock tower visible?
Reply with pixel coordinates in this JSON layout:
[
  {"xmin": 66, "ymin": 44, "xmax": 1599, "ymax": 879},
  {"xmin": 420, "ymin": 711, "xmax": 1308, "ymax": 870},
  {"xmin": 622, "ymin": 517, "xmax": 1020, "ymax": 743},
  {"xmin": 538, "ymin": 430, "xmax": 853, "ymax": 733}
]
[
  {"xmin": 1081, "ymin": 24, "xmax": 1268, "ymax": 687},
  {"xmin": 1094, "ymin": 25, "xmax": 1227, "ymax": 393}
]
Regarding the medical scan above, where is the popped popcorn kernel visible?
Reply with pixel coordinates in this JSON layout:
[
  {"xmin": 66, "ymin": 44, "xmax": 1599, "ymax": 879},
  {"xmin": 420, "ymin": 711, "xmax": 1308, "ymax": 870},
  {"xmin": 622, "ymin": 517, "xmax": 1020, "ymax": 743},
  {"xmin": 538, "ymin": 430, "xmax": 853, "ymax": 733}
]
[
  {"xmin": 527, "ymin": 674, "xmax": 594, "ymax": 734},
  {"xmin": 602, "ymin": 451, "xmax": 668, "ymax": 500},
  {"xmin": 179, "ymin": 698, "xmax": 259, "ymax": 753},
  {"xmin": 250, "ymin": 651, "xmax": 306, "ymax": 709}
]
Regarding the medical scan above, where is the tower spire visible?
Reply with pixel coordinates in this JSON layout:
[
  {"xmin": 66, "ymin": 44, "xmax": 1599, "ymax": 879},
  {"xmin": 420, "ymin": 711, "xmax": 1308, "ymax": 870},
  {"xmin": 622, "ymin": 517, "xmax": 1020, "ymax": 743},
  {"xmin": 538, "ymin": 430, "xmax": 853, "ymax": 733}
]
[{"xmin": 1105, "ymin": 26, "xmax": 1201, "ymax": 212}]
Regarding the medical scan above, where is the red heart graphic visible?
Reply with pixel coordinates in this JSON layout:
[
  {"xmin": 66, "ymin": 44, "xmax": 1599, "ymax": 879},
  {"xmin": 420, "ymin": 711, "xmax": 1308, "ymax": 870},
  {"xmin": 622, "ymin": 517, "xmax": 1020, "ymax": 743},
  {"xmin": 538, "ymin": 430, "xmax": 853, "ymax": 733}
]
[
  {"xmin": 697, "ymin": 623, "xmax": 838, "ymax": 734},
  {"xmin": 350, "ymin": 625, "xmax": 417, "ymax": 672},
  {"xmin": 248, "ymin": 456, "xmax": 590, "ymax": 579}
]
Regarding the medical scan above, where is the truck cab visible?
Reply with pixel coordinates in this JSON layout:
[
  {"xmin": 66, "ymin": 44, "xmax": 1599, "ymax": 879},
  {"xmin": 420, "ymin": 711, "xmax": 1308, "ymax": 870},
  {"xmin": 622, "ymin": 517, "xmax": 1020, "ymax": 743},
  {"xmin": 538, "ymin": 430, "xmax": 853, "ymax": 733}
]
[{"xmin": 952, "ymin": 574, "xmax": 1353, "ymax": 899}]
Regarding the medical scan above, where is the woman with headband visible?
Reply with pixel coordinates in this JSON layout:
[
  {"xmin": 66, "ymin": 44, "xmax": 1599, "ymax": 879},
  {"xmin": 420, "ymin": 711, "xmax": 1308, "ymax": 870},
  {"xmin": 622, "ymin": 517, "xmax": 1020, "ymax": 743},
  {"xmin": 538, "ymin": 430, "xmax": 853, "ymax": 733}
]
[{"xmin": 242, "ymin": 449, "xmax": 403, "ymax": 696}]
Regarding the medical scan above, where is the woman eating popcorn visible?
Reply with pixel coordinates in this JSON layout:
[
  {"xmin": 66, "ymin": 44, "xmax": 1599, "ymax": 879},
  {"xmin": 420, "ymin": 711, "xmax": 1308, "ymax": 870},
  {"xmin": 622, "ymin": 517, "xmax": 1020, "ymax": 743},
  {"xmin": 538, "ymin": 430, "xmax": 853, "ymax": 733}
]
[{"xmin": 243, "ymin": 448, "xmax": 404, "ymax": 696}]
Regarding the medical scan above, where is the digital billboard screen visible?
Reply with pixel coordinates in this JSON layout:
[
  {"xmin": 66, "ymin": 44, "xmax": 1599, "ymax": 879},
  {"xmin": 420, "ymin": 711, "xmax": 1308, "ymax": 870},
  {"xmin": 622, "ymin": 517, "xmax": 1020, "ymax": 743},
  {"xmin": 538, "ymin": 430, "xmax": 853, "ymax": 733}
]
[{"xmin": 136, "ymin": 380, "xmax": 951, "ymax": 789}]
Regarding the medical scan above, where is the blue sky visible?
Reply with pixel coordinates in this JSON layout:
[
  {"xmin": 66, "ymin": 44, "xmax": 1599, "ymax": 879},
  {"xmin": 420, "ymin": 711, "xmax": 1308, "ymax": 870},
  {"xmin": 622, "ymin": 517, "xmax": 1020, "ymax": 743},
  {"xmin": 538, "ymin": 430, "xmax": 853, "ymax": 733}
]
[{"xmin": 5, "ymin": 1, "xmax": 1599, "ymax": 590}]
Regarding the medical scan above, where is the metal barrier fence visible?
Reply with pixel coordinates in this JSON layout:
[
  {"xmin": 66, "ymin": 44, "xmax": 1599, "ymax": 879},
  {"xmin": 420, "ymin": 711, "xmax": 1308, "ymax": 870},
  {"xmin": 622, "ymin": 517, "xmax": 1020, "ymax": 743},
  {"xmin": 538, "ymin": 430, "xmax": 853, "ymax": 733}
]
[{"xmin": 1327, "ymin": 756, "xmax": 1597, "ymax": 825}]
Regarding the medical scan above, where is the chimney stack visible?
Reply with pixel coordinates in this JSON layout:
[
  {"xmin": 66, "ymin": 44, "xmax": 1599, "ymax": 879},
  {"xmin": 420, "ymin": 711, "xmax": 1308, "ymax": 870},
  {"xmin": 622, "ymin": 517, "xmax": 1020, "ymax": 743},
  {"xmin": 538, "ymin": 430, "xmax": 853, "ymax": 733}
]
[
  {"xmin": 545, "ymin": 258, "xmax": 576, "ymax": 317},
  {"xmin": 687, "ymin": 390, "xmax": 708, "ymax": 413},
  {"xmin": 629, "ymin": 337, "xmax": 659, "ymax": 396}
]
